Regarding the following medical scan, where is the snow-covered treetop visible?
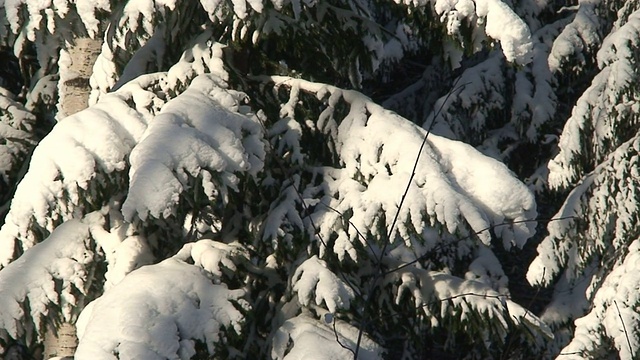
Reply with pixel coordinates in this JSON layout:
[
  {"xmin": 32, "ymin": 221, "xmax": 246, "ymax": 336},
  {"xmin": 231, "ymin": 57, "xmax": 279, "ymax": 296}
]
[
  {"xmin": 248, "ymin": 75, "xmax": 548, "ymax": 356},
  {"xmin": 121, "ymin": 74, "xmax": 264, "ymax": 222},
  {"xmin": 0, "ymin": 34, "xmax": 261, "ymax": 266}
]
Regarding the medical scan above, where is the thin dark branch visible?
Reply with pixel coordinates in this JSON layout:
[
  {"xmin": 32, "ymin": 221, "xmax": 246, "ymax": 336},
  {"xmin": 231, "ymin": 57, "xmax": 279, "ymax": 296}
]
[
  {"xmin": 383, "ymin": 216, "xmax": 576, "ymax": 276},
  {"xmin": 317, "ymin": 201, "xmax": 376, "ymax": 256},
  {"xmin": 381, "ymin": 78, "xmax": 468, "ymax": 261},
  {"xmin": 386, "ymin": 292, "xmax": 511, "ymax": 321},
  {"xmin": 332, "ymin": 316, "xmax": 356, "ymax": 356},
  {"xmin": 558, "ymin": 351, "xmax": 585, "ymax": 356},
  {"xmin": 614, "ymin": 300, "xmax": 634, "ymax": 358}
]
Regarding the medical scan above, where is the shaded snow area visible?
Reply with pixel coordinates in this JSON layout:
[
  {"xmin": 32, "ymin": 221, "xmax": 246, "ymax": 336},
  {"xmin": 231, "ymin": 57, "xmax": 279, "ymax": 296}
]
[
  {"xmin": 558, "ymin": 240, "xmax": 640, "ymax": 360},
  {"xmin": 391, "ymin": 268, "xmax": 552, "ymax": 343},
  {"xmin": 76, "ymin": 240, "xmax": 247, "ymax": 360},
  {"xmin": 271, "ymin": 313, "xmax": 382, "ymax": 360},
  {"xmin": 528, "ymin": 129, "xmax": 640, "ymax": 357},
  {"xmin": 392, "ymin": 0, "xmax": 532, "ymax": 66},
  {"xmin": 548, "ymin": 0, "xmax": 603, "ymax": 73},
  {"xmin": 530, "ymin": 134, "xmax": 640, "ymax": 286},
  {"xmin": 0, "ymin": 218, "xmax": 93, "ymax": 341},
  {"xmin": 549, "ymin": 9, "xmax": 640, "ymax": 189},
  {"xmin": 0, "ymin": 91, "xmax": 36, "ymax": 184}
]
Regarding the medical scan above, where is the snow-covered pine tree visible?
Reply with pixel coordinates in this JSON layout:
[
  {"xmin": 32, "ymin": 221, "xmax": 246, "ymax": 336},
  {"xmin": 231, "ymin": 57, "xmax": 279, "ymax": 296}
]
[
  {"xmin": 0, "ymin": 0, "xmax": 612, "ymax": 359},
  {"xmin": 526, "ymin": 2, "xmax": 640, "ymax": 359}
]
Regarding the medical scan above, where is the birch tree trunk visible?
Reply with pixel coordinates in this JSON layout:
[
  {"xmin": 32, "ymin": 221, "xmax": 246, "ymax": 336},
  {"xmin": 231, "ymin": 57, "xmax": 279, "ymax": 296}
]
[
  {"xmin": 43, "ymin": 35, "xmax": 102, "ymax": 360},
  {"xmin": 57, "ymin": 36, "xmax": 102, "ymax": 118}
]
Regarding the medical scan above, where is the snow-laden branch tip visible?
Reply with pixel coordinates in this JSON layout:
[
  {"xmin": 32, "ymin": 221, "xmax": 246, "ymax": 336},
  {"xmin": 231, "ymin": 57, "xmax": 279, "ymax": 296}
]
[
  {"xmin": 0, "ymin": 73, "xmax": 168, "ymax": 267},
  {"xmin": 122, "ymin": 74, "xmax": 265, "ymax": 222},
  {"xmin": 76, "ymin": 240, "xmax": 249, "ymax": 359},
  {"xmin": 558, "ymin": 240, "xmax": 640, "ymax": 360},
  {"xmin": 395, "ymin": 0, "xmax": 533, "ymax": 66},
  {"xmin": 0, "ymin": 218, "xmax": 95, "ymax": 341},
  {"xmin": 292, "ymin": 255, "xmax": 355, "ymax": 313}
]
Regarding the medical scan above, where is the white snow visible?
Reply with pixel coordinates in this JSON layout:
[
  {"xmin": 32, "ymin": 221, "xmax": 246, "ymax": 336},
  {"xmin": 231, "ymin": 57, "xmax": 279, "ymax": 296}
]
[
  {"xmin": 548, "ymin": 0, "xmax": 603, "ymax": 72},
  {"xmin": 76, "ymin": 256, "xmax": 245, "ymax": 359},
  {"xmin": 549, "ymin": 9, "xmax": 640, "ymax": 190},
  {"xmin": 532, "ymin": 132, "xmax": 640, "ymax": 286},
  {"xmin": 0, "ymin": 73, "xmax": 168, "ymax": 267},
  {"xmin": 2, "ymin": 0, "xmax": 109, "ymax": 41},
  {"xmin": 392, "ymin": 267, "xmax": 552, "ymax": 343},
  {"xmin": 173, "ymin": 238, "xmax": 249, "ymax": 279},
  {"xmin": 0, "ymin": 218, "xmax": 93, "ymax": 340},
  {"xmin": 425, "ymin": 53, "xmax": 506, "ymax": 143},
  {"xmin": 291, "ymin": 255, "xmax": 355, "ymax": 313},
  {"xmin": 271, "ymin": 313, "xmax": 382, "ymax": 360},
  {"xmin": 90, "ymin": 217, "xmax": 155, "ymax": 290},
  {"xmin": 122, "ymin": 74, "xmax": 265, "ymax": 221},
  {"xmin": 476, "ymin": 0, "xmax": 534, "ymax": 65},
  {"xmin": 398, "ymin": 0, "xmax": 533, "ymax": 65},
  {"xmin": 260, "ymin": 77, "xmax": 536, "ymax": 262},
  {"xmin": 261, "ymin": 176, "xmax": 306, "ymax": 246},
  {"xmin": 559, "ymin": 240, "xmax": 640, "ymax": 360}
]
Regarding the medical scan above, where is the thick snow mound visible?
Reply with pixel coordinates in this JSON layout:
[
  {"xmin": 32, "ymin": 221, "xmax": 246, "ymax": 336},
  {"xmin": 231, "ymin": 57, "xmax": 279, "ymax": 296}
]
[{"xmin": 76, "ymin": 257, "xmax": 245, "ymax": 359}]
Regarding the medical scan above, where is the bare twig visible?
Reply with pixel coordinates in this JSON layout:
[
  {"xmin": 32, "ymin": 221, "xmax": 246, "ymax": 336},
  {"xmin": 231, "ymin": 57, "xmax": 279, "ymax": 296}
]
[
  {"xmin": 383, "ymin": 217, "xmax": 575, "ymax": 276},
  {"xmin": 558, "ymin": 351, "xmax": 585, "ymax": 356},
  {"xmin": 332, "ymin": 316, "xmax": 356, "ymax": 356},
  {"xmin": 614, "ymin": 300, "xmax": 634, "ymax": 358}
]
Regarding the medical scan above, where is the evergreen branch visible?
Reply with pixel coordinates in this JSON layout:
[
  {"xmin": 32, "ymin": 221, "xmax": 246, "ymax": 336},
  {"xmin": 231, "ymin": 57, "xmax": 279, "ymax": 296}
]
[
  {"xmin": 353, "ymin": 77, "xmax": 467, "ymax": 359},
  {"xmin": 252, "ymin": 109, "xmax": 364, "ymax": 299},
  {"xmin": 501, "ymin": 268, "xmax": 545, "ymax": 360},
  {"xmin": 316, "ymin": 201, "xmax": 376, "ymax": 259},
  {"xmin": 382, "ymin": 78, "xmax": 468, "ymax": 258},
  {"xmin": 385, "ymin": 292, "xmax": 512, "ymax": 322},
  {"xmin": 383, "ymin": 216, "xmax": 576, "ymax": 276}
]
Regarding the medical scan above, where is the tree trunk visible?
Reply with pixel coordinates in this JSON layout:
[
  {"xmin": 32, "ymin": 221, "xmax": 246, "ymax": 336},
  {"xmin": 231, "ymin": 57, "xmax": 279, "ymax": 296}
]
[
  {"xmin": 43, "ymin": 322, "xmax": 77, "ymax": 359},
  {"xmin": 44, "ymin": 35, "xmax": 102, "ymax": 359},
  {"xmin": 57, "ymin": 36, "xmax": 102, "ymax": 118}
]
